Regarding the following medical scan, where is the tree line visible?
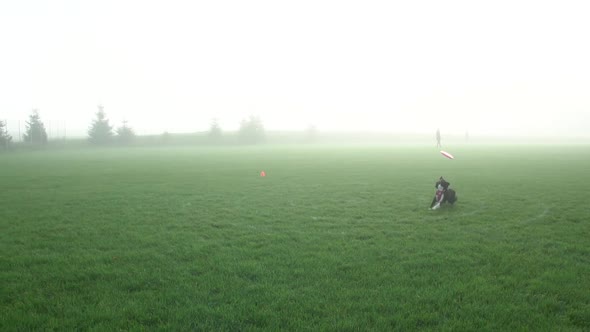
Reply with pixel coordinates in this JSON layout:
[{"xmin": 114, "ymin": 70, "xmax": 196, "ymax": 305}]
[{"xmin": 1, "ymin": 105, "xmax": 271, "ymax": 148}]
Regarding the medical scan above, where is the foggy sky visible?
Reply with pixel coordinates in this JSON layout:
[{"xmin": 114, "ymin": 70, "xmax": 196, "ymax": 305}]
[{"xmin": 1, "ymin": 0, "xmax": 589, "ymax": 138}]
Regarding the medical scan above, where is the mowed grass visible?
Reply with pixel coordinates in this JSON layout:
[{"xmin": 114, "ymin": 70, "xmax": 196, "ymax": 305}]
[{"xmin": 1, "ymin": 145, "xmax": 589, "ymax": 330}]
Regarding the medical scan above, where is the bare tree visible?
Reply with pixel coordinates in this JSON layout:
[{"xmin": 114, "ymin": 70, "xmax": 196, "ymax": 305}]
[
  {"xmin": 208, "ymin": 118, "xmax": 222, "ymax": 143},
  {"xmin": 239, "ymin": 115, "xmax": 265, "ymax": 144}
]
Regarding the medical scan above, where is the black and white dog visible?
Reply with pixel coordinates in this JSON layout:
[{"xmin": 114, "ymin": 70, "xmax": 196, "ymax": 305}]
[{"xmin": 429, "ymin": 176, "xmax": 457, "ymax": 210}]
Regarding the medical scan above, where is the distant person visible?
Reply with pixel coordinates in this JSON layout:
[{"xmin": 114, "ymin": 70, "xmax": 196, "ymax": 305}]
[{"xmin": 436, "ymin": 128, "xmax": 441, "ymax": 148}]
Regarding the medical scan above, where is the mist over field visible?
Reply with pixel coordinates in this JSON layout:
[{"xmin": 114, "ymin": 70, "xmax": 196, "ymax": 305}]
[{"xmin": 1, "ymin": 0, "xmax": 589, "ymax": 141}]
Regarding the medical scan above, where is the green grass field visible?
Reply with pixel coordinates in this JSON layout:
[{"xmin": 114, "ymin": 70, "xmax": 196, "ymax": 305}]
[{"xmin": 1, "ymin": 145, "xmax": 589, "ymax": 330}]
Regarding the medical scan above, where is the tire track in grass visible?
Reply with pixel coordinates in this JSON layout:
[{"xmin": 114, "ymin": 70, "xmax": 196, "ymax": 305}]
[
  {"xmin": 519, "ymin": 206, "xmax": 551, "ymax": 225},
  {"xmin": 457, "ymin": 204, "xmax": 486, "ymax": 218},
  {"xmin": 492, "ymin": 192, "xmax": 554, "ymax": 225},
  {"xmin": 426, "ymin": 200, "xmax": 487, "ymax": 221}
]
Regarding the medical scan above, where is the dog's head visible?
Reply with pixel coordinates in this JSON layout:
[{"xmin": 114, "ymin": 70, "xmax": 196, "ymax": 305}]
[{"xmin": 435, "ymin": 176, "xmax": 450, "ymax": 190}]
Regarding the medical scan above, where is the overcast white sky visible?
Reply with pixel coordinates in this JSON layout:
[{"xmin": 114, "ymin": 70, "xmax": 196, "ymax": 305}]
[{"xmin": 1, "ymin": 0, "xmax": 589, "ymax": 138}]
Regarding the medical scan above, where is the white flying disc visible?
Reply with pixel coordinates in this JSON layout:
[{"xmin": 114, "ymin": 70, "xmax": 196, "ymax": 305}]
[{"xmin": 440, "ymin": 150, "xmax": 454, "ymax": 159}]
